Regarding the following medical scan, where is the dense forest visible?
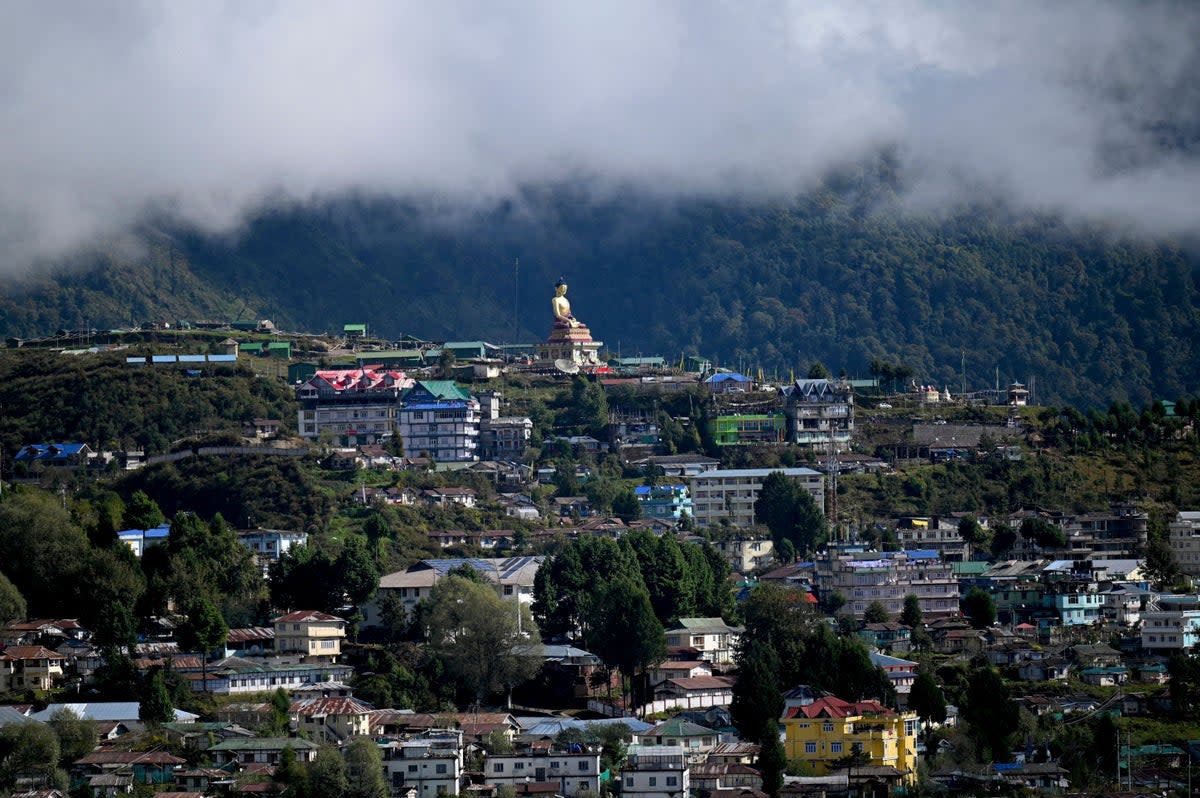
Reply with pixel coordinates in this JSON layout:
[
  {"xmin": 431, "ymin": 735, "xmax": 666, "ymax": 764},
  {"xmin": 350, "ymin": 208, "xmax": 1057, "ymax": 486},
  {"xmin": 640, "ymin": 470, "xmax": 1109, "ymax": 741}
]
[
  {"xmin": 0, "ymin": 183, "xmax": 1196, "ymax": 407},
  {"xmin": 0, "ymin": 352, "xmax": 294, "ymax": 455}
]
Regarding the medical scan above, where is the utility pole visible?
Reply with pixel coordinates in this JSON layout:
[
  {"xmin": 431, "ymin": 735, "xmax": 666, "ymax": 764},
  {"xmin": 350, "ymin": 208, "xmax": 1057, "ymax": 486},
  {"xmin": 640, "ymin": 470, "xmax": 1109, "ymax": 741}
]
[
  {"xmin": 960, "ymin": 350, "xmax": 966, "ymax": 397},
  {"xmin": 827, "ymin": 422, "xmax": 838, "ymax": 539}
]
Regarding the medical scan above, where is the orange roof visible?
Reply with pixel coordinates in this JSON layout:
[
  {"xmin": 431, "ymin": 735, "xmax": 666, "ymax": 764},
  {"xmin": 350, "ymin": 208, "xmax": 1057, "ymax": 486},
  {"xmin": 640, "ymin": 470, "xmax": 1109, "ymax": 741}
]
[{"xmin": 1, "ymin": 645, "xmax": 65, "ymax": 660}]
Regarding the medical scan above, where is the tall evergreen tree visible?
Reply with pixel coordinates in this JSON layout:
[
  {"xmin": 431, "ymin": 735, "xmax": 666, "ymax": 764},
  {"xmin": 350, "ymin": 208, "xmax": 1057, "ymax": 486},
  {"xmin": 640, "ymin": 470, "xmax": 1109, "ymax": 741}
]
[
  {"xmin": 308, "ymin": 745, "xmax": 349, "ymax": 797},
  {"xmin": 139, "ymin": 668, "xmax": 174, "ymax": 725},
  {"xmin": 586, "ymin": 576, "xmax": 665, "ymax": 708},
  {"xmin": 900, "ymin": 594, "xmax": 922, "ymax": 629},
  {"xmin": 345, "ymin": 737, "xmax": 389, "ymax": 798},
  {"xmin": 730, "ymin": 639, "xmax": 783, "ymax": 744}
]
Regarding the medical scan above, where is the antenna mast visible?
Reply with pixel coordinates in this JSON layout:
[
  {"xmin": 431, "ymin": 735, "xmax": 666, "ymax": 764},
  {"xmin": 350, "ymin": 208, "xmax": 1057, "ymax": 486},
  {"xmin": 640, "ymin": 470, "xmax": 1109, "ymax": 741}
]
[{"xmin": 513, "ymin": 257, "xmax": 519, "ymax": 344}]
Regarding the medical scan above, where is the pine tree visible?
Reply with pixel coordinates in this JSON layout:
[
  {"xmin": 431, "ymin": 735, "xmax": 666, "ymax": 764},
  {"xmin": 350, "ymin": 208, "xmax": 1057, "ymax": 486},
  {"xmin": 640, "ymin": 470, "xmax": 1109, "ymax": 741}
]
[{"xmin": 139, "ymin": 668, "xmax": 174, "ymax": 725}]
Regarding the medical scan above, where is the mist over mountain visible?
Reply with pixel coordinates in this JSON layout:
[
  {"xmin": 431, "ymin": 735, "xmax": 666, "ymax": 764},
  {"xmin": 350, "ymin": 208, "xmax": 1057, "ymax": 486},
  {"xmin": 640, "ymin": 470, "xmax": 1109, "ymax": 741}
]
[
  {"xmin": 1, "ymin": 2, "xmax": 1199, "ymax": 272},
  {"xmin": 1, "ymin": 184, "xmax": 1196, "ymax": 409},
  {"xmin": 0, "ymin": 3, "xmax": 1198, "ymax": 408}
]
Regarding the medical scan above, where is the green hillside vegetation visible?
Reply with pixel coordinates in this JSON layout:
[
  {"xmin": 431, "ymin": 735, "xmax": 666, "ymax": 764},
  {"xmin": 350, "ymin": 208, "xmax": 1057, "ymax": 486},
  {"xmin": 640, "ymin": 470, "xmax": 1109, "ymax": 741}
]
[
  {"xmin": 0, "ymin": 187, "xmax": 1195, "ymax": 407},
  {"xmin": 0, "ymin": 350, "xmax": 295, "ymax": 455}
]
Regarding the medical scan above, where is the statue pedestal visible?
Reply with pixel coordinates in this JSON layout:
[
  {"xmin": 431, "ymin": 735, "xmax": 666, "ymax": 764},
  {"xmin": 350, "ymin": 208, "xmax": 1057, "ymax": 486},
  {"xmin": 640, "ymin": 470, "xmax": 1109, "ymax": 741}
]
[{"xmin": 537, "ymin": 324, "xmax": 603, "ymax": 367}]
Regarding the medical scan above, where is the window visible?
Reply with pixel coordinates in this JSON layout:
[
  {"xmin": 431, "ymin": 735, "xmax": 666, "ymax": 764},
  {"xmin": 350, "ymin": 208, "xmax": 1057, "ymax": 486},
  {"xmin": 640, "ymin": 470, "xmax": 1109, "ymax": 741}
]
[
  {"xmin": 830, "ymin": 742, "xmax": 843, "ymax": 754},
  {"xmin": 579, "ymin": 783, "xmax": 589, "ymax": 791},
  {"xmin": 493, "ymin": 764, "xmax": 504, "ymax": 773},
  {"xmin": 823, "ymin": 723, "xmax": 834, "ymax": 733},
  {"xmin": 436, "ymin": 764, "xmax": 447, "ymax": 775},
  {"xmin": 666, "ymin": 777, "xmax": 677, "ymax": 786},
  {"xmin": 648, "ymin": 777, "xmax": 657, "ymax": 787},
  {"xmin": 409, "ymin": 765, "xmax": 419, "ymax": 773},
  {"xmin": 515, "ymin": 763, "xmax": 525, "ymax": 771},
  {"xmin": 805, "ymin": 742, "xmax": 817, "ymax": 754},
  {"xmin": 578, "ymin": 761, "xmax": 589, "ymax": 771},
  {"xmin": 626, "ymin": 778, "xmax": 634, "ymax": 787},
  {"xmin": 504, "ymin": 585, "xmax": 514, "ymax": 596}
]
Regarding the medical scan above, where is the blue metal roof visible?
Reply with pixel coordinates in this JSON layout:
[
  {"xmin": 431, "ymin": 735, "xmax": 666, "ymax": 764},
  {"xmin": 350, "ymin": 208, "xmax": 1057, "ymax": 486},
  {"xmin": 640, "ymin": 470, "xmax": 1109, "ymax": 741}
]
[
  {"xmin": 403, "ymin": 401, "xmax": 469, "ymax": 411},
  {"xmin": 705, "ymin": 372, "xmax": 751, "ymax": 383},
  {"xmin": 13, "ymin": 443, "xmax": 89, "ymax": 461}
]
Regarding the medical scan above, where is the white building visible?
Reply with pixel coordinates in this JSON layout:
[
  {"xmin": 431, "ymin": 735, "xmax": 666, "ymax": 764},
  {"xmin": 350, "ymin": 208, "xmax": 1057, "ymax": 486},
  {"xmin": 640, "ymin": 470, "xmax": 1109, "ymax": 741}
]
[
  {"xmin": 395, "ymin": 381, "xmax": 481, "ymax": 462},
  {"xmin": 485, "ymin": 746, "xmax": 602, "ymax": 797},
  {"xmin": 688, "ymin": 468, "xmax": 824, "ymax": 528},
  {"xmin": 295, "ymin": 368, "xmax": 411, "ymax": 446},
  {"xmin": 815, "ymin": 549, "xmax": 959, "ymax": 621},
  {"xmin": 364, "ymin": 556, "xmax": 544, "ymax": 626},
  {"xmin": 1170, "ymin": 511, "xmax": 1200, "ymax": 578},
  {"xmin": 1140, "ymin": 595, "xmax": 1200, "ymax": 653},
  {"xmin": 237, "ymin": 528, "xmax": 308, "ymax": 576},
  {"xmin": 663, "ymin": 618, "xmax": 743, "ymax": 666},
  {"xmin": 381, "ymin": 733, "xmax": 464, "ymax": 798},
  {"xmin": 622, "ymin": 745, "xmax": 689, "ymax": 798},
  {"xmin": 784, "ymin": 379, "xmax": 854, "ymax": 451}
]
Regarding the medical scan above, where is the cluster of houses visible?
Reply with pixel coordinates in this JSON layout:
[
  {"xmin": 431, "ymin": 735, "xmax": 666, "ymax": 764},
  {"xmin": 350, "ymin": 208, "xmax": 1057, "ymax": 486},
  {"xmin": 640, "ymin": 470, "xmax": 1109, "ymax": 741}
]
[
  {"xmin": 292, "ymin": 366, "xmax": 859, "ymax": 460},
  {"xmin": 7, "ymin": 500, "xmax": 1200, "ymax": 797}
]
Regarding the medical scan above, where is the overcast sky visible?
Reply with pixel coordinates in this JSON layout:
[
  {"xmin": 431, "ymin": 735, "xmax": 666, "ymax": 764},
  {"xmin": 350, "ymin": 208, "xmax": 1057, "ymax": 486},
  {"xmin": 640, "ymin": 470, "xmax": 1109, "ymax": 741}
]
[{"xmin": 1, "ymin": 1, "xmax": 1198, "ymax": 270}]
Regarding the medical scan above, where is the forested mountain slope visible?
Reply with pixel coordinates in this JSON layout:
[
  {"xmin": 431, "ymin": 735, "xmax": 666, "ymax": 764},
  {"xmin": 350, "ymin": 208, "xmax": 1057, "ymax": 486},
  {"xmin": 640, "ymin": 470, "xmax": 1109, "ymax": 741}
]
[{"xmin": 0, "ymin": 188, "xmax": 1196, "ymax": 407}]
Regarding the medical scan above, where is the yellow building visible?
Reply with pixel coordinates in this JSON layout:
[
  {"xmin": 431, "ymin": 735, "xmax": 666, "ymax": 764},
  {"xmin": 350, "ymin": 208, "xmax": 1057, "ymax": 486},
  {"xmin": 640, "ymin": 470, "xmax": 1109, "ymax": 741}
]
[
  {"xmin": 272, "ymin": 611, "xmax": 347, "ymax": 662},
  {"xmin": 781, "ymin": 696, "xmax": 918, "ymax": 785}
]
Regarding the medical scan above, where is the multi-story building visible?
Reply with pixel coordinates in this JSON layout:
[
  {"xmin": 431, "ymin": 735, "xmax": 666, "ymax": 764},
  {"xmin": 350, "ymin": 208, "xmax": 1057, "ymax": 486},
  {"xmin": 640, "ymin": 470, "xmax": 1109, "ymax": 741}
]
[
  {"xmin": 782, "ymin": 696, "xmax": 918, "ymax": 785},
  {"xmin": 622, "ymin": 745, "xmax": 689, "ymax": 798},
  {"xmin": 476, "ymin": 390, "xmax": 533, "ymax": 460},
  {"xmin": 688, "ymin": 468, "xmax": 824, "ymax": 529},
  {"xmin": 290, "ymin": 696, "xmax": 372, "ymax": 744},
  {"xmin": 894, "ymin": 516, "xmax": 972, "ymax": 562},
  {"xmin": 1170, "ymin": 510, "xmax": 1200, "ymax": 577},
  {"xmin": 380, "ymin": 732, "xmax": 464, "ymax": 798},
  {"xmin": 0, "ymin": 646, "xmax": 65, "ymax": 691},
  {"xmin": 1141, "ymin": 595, "xmax": 1200, "ymax": 653},
  {"xmin": 485, "ymin": 745, "xmax": 602, "ymax": 797},
  {"xmin": 364, "ymin": 557, "xmax": 544, "ymax": 626},
  {"xmin": 396, "ymin": 381, "xmax": 481, "ymax": 462},
  {"xmin": 236, "ymin": 528, "xmax": 308, "ymax": 576},
  {"xmin": 784, "ymin": 379, "xmax": 854, "ymax": 451},
  {"xmin": 663, "ymin": 618, "xmax": 743, "ymax": 666},
  {"xmin": 295, "ymin": 368, "xmax": 411, "ymax": 446},
  {"xmin": 707, "ymin": 414, "xmax": 786, "ymax": 446},
  {"xmin": 712, "ymin": 537, "xmax": 775, "ymax": 573},
  {"xmin": 635, "ymin": 484, "xmax": 693, "ymax": 523},
  {"xmin": 1043, "ymin": 587, "xmax": 1105, "ymax": 627},
  {"xmin": 815, "ymin": 549, "xmax": 959, "ymax": 621},
  {"xmin": 272, "ymin": 611, "xmax": 346, "ymax": 662},
  {"xmin": 1066, "ymin": 504, "xmax": 1147, "ymax": 558}
]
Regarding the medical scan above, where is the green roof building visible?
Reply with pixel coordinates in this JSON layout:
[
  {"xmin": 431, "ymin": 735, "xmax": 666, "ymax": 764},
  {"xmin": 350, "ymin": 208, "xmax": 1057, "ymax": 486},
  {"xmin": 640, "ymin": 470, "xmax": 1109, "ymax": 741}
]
[
  {"xmin": 708, "ymin": 413, "xmax": 786, "ymax": 445},
  {"xmin": 266, "ymin": 341, "xmax": 292, "ymax": 358}
]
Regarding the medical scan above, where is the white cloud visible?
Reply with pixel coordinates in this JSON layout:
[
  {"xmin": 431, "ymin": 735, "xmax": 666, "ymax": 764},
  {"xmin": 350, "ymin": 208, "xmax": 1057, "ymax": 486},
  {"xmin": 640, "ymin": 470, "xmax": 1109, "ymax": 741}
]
[{"xmin": 0, "ymin": 1, "xmax": 1196, "ymax": 270}]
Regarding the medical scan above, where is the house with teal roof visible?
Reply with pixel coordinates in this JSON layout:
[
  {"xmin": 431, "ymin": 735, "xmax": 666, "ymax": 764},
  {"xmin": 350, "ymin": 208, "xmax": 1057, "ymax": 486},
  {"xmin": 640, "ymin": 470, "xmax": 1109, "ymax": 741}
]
[{"xmin": 397, "ymin": 381, "xmax": 480, "ymax": 462}]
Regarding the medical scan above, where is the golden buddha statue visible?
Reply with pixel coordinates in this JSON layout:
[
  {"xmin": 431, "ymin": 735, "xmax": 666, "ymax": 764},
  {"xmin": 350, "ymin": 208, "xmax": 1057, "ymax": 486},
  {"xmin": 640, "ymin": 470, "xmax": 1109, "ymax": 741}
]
[{"xmin": 552, "ymin": 278, "xmax": 582, "ymax": 329}]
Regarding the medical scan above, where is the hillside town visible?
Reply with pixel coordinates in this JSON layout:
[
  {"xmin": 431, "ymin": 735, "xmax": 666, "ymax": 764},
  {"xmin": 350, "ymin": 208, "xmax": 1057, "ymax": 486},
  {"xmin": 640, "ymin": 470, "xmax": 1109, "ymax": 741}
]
[{"xmin": 0, "ymin": 283, "xmax": 1198, "ymax": 798}]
